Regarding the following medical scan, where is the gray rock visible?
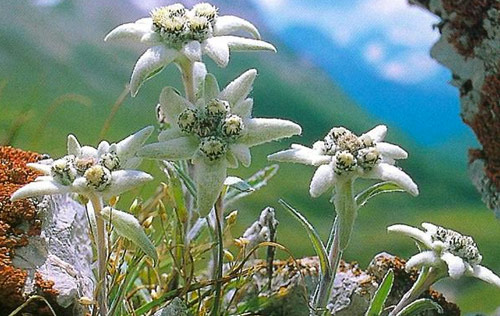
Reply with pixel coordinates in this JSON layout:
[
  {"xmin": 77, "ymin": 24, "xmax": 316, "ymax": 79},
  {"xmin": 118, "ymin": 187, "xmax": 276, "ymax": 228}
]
[{"xmin": 12, "ymin": 194, "xmax": 94, "ymax": 315}]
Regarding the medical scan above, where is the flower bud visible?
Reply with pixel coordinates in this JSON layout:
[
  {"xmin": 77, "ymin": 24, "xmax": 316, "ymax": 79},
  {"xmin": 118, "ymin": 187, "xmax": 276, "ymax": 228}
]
[
  {"xmin": 223, "ymin": 249, "xmax": 234, "ymax": 262},
  {"xmin": 225, "ymin": 210, "xmax": 238, "ymax": 225},
  {"xmin": 188, "ymin": 15, "xmax": 211, "ymax": 41},
  {"xmin": 192, "ymin": 2, "xmax": 218, "ymax": 23},
  {"xmin": 51, "ymin": 156, "xmax": 77, "ymax": 185},
  {"xmin": 206, "ymin": 99, "xmax": 229, "ymax": 117},
  {"xmin": 178, "ymin": 108, "xmax": 198, "ymax": 133},
  {"xmin": 84, "ymin": 165, "xmax": 112, "ymax": 191},
  {"xmin": 357, "ymin": 147, "xmax": 379, "ymax": 169},
  {"xmin": 334, "ymin": 151, "xmax": 357, "ymax": 174},
  {"xmin": 99, "ymin": 151, "xmax": 120, "ymax": 171},
  {"xmin": 200, "ymin": 136, "xmax": 227, "ymax": 161},
  {"xmin": 222, "ymin": 115, "xmax": 244, "ymax": 137}
]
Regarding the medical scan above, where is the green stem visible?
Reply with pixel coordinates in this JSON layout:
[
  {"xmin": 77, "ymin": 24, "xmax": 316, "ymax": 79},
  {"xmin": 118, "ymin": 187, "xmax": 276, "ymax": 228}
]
[
  {"xmin": 89, "ymin": 194, "xmax": 108, "ymax": 316},
  {"xmin": 335, "ymin": 179, "xmax": 356, "ymax": 251},
  {"xmin": 177, "ymin": 58, "xmax": 196, "ymax": 103},
  {"xmin": 211, "ymin": 194, "xmax": 224, "ymax": 316},
  {"xmin": 311, "ymin": 179, "xmax": 356, "ymax": 315},
  {"xmin": 176, "ymin": 57, "xmax": 196, "ymax": 241},
  {"xmin": 389, "ymin": 267, "xmax": 443, "ymax": 315}
]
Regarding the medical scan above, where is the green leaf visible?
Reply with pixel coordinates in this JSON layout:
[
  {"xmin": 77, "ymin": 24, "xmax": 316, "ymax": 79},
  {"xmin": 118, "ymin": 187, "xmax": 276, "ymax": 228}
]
[
  {"xmin": 396, "ymin": 298, "xmax": 443, "ymax": 316},
  {"xmin": 355, "ymin": 181, "xmax": 405, "ymax": 208},
  {"xmin": 224, "ymin": 176, "xmax": 255, "ymax": 193},
  {"xmin": 365, "ymin": 269, "xmax": 394, "ymax": 316},
  {"xmin": 101, "ymin": 207, "xmax": 158, "ymax": 262},
  {"xmin": 279, "ymin": 199, "xmax": 331, "ymax": 277},
  {"xmin": 224, "ymin": 164, "xmax": 279, "ymax": 205}
]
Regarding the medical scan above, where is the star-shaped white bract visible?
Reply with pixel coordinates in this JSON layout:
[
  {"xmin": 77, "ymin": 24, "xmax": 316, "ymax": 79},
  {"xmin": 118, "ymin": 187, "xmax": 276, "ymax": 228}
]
[
  {"xmin": 11, "ymin": 126, "xmax": 154, "ymax": 202},
  {"xmin": 104, "ymin": 2, "xmax": 276, "ymax": 96},
  {"xmin": 388, "ymin": 223, "xmax": 500, "ymax": 287},
  {"xmin": 268, "ymin": 125, "xmax": 419, "ymax": 198},
  {"xmin": 138, "ymin": 69, "xmax": 302, "ymax": 215}
]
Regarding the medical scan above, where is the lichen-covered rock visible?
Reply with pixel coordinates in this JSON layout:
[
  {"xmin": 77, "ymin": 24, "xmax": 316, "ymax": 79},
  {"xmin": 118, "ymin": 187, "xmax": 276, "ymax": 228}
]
[
  {"xmin": 409, "ymin": 0, "xmax": 500, "ymax": 216},
  {"xmin": 0, "ymin": 146, "xmax": 93, "ymax": 315},
  {"xmin": 368, "ymin": 252, "xmax": 460, "ymax": 316},
  {"xmin": 237, "ymin": 254, "xmax": 459, "ymax": 315}
]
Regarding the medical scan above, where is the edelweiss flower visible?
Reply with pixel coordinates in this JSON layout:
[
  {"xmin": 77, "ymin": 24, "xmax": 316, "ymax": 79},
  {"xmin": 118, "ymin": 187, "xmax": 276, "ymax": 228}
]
[
  {"xmin": 104, "ymin": 2, "xmax": 276, "ymax": 96},
  {"xmin": 138, "ymin": 69, "xmax": 301, "ymax": 215},
  {"xmin": 11, "ymin": 127, "xmax": 154, "ymax": 201},
  {"xmin": 388, "ymin": 223, "xmax": 500, "ymax": 286},
  {"xmin": 268, "ymin": 125, "xmax": 418, "ymax": 197}
]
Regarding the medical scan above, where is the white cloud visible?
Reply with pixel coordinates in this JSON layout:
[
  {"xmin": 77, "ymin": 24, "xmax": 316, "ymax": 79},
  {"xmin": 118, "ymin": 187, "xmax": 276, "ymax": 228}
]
[
  {"xmin": 33, "ymin": 0, "xmax": 63, "ymax": 6},
  {"xmin": 251, "ymin": 0, "xmax": 441, "ymax": 84},
  {"xmin": 253, "ymin": 0, "xmax": 287, "ymax": 11},
  {"xmin": 364, "ymin": 42, "xmax": 385, "ymax": 63},
  {"xmin": 380, "ymin": 51, "xmax": 439, "ymax": 84}
]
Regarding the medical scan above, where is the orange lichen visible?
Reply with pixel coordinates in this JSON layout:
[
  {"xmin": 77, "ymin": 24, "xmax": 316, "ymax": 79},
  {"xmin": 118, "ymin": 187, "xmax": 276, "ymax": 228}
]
[
  {"xmin": 441, "ymin": 0, "xmax": 498, "ymax": 58},
  {"xmin": 0, "ymin": 146, "xmax": 42, "ymax": 312},
  {"xmin": 465, "ymin": 74, "xmax": 500, "ymax": 189},
  {"xmin": 35, "ymin": 272, "xmax": 59, "ymax": 297},
  {"xmin": 423, "ymin": 289, "xmax": 461, "ymax": 315}
]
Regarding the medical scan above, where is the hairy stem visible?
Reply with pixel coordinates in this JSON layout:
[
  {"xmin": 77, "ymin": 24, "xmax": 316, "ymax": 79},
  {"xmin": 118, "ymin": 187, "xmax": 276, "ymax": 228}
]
[
  {"xmin": 89, "ymin": 194, "xmax": 108, "ymax": 316},
  {"xmin": 177, "ymin": 58, "xmax": 196, "ymax": 237},
  {"xmin": 335, "ymin": 179, "xmax": 356, "ymax": 251},
  {"xmin": 177, "ymin": 58, "xmax": 196, "ymax": 103}
]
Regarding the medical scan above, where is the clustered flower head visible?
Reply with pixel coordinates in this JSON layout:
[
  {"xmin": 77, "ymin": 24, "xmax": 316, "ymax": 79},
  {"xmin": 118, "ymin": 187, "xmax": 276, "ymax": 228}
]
[
  {"xmin": 175, "ymin": 98, "xmax": 244, "ymax": 161},
  {"xmin": 150, "ymin": 3, "xmax": 218, "ymax": 45},
  {"xmin": 104, "ymin": 2, "xmax": 276, "ymax": 96},
  {"xmin": 11, "ymin": 127, "xmax": 154, "ymax": 202},
  {"xmin": 138, "ymin": 69, "xmax": 301, "ymax": 215},
  {"xmin": 268, "ymin": 125, "xmax": 418, "ymax": 198},
  {"xmin": 388, "ymin": 223, "xmax": 500, "ymax": 286}
]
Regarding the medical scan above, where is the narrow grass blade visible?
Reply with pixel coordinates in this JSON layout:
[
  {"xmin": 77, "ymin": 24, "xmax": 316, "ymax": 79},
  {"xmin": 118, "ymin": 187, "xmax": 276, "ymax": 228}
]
[
  {"xmin": 279, "ymin": 199, "xmax": 330, "ymax": 276},
  {"xmin": 396, "ymin": 298, "xmax": 443, "ymax": 316},
  {"xmin": 355, "ymin": 181, "xmax": 404, "ymax": 208},
  {"xmin": 365, "ymin": 269, "xmax": 394, "ymax": 316}
]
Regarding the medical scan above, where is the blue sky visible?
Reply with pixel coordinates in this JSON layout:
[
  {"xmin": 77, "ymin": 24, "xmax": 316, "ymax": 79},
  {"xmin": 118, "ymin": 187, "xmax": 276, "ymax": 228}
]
[
  {"xmin": 251, "ymin": 0, "xmax": 442, "ymax": 85},
  {"xmin": 249, "ymin": 0, "xmax": 473, "ymax": 146}
]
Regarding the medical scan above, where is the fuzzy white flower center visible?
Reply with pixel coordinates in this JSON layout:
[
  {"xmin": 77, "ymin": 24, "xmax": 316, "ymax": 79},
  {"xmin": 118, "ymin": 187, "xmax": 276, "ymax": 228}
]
[
  {"xmin": 321, "ymin": 127, "xmax": 380, "ymax": 175},
  {"xmin": 200, "ymin": 136, "xmax": 227, "ymax": 161},
  {"xmin": 51, "ymin": 156, "xmax": 77, "ymax": 185},
  {"xmin": 84, "ymin": 165, "xmax": 112, "ymax": 191},
  {"xmin": 150, "ymin": 2, "xmax": 218, "ymax": 46},
  {"xmin": 99, "ymin": 152, "xmax": 121, "ymax": 171},
  {"xmin": 432, "ymin": 226, "xmax": 482, "ymax": 265},
  {"xmin": 222, "ymin": 115, "xmax": 244, "ymax": 137},
  {"xmin": 192, "ymin": 2, "xmax": 218, "ymax": 23}
]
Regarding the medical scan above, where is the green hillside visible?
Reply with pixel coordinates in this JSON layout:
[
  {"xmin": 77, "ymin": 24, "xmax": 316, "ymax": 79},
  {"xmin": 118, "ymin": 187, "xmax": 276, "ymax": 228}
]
[{"xmin": 0, "ymin": 1, "xmax": 498, "ymax": 313}]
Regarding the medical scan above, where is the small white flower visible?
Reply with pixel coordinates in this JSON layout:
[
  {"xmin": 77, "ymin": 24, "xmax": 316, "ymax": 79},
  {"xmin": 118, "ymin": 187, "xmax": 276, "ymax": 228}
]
[
  {"xmin": 388, "ymin": 223, "xmax": 500, "ymax": 287},
  {"xmin": 104, "ymin": 2, "xmax": 276, "ymax": 96},
  {"xmin": 11, "ymin": 127, "xmax": 154, "ymax": 201},
  {"xmin": 268, "ymin": 125, "xmax": 418, "ymax": 198},
  {"xmin": 138, "ymin": 69, "xmax": 302, "ymax": 215}
]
